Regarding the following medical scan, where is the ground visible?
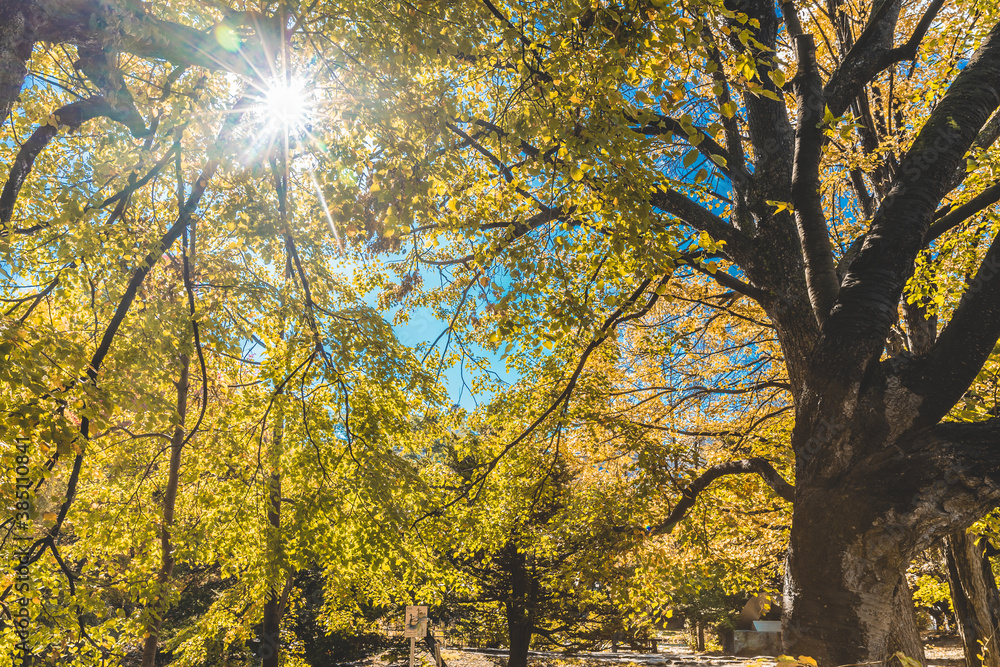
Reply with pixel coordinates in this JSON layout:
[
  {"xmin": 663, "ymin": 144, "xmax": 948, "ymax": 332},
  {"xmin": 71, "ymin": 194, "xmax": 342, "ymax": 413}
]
[
  {"xmin": 361, "ymin": 633, "xmax": 965, "ymax": 667},
  {"xmin": 922, "ymin": 634, "xmax": 964, "ymax": 667}
]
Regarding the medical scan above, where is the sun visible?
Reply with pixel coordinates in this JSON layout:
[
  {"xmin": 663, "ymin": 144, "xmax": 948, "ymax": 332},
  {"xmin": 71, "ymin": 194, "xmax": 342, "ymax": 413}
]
[{"xmin": 263, "ymin": 77, "xmax": 311, "ymax": 130}]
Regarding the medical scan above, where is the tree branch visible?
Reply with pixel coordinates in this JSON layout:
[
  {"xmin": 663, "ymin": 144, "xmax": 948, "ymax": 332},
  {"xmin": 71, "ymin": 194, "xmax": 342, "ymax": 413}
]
[
  {"xmin": 650, "ymin": 185, "xmax": 747, "ymax": 252},
  {"xmin": 823, "ymin": 0, "xmax": 908, "ymax": 117},
  {"xmin": 944, "ymin": 107, "xmax": 1000, "ymax": 194},
  {"xmin": 884, "ymin": 0, "xmax": 946, "ymax": 67},
  {"xmin": 926, "ymin": 180, "xmax": 1000, "ymax": 244},
  {"xmin": 32, "ymin": 0, "xmax": 275, "ymax": 78},
  {"xmin": 645, "ymin": 458, "xmax": 793, "ymax": 537},
  {"xmin": 813, "ymin": 19, "xmax": 1000, "ymax": 394},
  {"xmin": 1, "ymin": 1, "xmax": 275, "ymax": 130},
  {"xmin": 724, "ymin": 0, "xmax": 794, "ymax": 192},
  {"xmin": 683, "ymin": 261, "xmax": 766, "ymax": 301},
  {"xmin": 791, "ymin": 33, "xmax": 840, "ymax": 325},
  {"xmin": 0, "ymin": 96, "xmax": 150, "ymax": 227},
  {"xmin": 854, "ymin": 417, "xmax": 1000, "ymax": 554}
]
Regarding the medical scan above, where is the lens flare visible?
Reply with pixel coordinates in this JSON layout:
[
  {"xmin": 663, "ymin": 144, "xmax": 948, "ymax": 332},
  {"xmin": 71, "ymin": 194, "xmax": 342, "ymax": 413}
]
[{"xmin": 264, "ymin": 77, "xmax": 310, "ymax": 129}]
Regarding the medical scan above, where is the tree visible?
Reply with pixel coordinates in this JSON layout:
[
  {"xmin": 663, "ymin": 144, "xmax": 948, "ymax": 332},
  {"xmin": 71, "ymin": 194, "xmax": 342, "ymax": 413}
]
[
  {"xmin": 409, "ymin": 402, "xmax": 651, "ymax": 667},
  {"xmin": 346, "ymin": 0, "xmax": 1000, "ymax": 663},
  {"xmin": 0, "ymin": 2, "xmax": 443, "ymax": 663},
  {"xmin": 346, "ymin": 2, "xmax": 1000, "ymax": 664}
]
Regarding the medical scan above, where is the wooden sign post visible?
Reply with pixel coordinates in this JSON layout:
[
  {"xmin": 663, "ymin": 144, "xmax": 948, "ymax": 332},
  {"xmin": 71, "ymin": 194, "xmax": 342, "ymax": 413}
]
[{"xmin": 404, "ymin": 605, "xmax": 428, "ymax": 667}]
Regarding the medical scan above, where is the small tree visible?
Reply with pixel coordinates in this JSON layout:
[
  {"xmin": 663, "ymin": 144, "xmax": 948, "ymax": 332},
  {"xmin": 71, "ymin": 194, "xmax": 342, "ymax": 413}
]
[{"xmin": 411, "ymin": 405, "xmax": 649, "ymax": 667}]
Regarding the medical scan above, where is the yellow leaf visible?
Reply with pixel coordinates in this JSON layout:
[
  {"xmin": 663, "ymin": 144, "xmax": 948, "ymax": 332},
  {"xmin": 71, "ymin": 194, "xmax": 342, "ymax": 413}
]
[{"xmin": 570, "ymin": 166, "xmax": 584, "ymax": 181}]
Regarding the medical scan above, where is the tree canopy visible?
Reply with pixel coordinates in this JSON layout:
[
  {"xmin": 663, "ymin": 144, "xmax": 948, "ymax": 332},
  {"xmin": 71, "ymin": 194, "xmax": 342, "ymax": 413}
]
[{"xmin": 4, "ymin": 0, "xmax": 1000, "ymax": 665}]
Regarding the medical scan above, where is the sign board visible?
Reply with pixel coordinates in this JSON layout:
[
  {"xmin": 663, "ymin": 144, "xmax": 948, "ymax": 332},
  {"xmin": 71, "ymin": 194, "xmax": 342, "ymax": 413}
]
[{"xmin": 404, "ymin": 605, "xmax": 428, "ymax": 638}]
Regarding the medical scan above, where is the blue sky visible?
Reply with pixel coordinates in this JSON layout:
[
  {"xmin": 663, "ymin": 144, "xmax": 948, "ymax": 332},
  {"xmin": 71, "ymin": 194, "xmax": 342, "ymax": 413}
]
[{"xmin": 390, "ymin": 304, "xmax": 519, "ymax": 410}]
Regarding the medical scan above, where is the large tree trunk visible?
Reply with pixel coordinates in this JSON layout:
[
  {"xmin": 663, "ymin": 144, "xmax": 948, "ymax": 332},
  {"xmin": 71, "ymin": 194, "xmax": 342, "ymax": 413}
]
[
  {"xmin": 507, "ymin": 613, "xmax": 532, "ymax": 667},
  {"xmin": 782, "ymin": 419, "xmax": 1000, "ymax": 666},
  {"xmin": 945, "ymin": 531, "xmax": 1000, "ymax": 667},
  {"xmin": 783, "ymin": 507, "xmax": 923, "ymax": 665},
  {"xmin": 783, "ymin": 491, "xmax": 908, "ymax": 664}
]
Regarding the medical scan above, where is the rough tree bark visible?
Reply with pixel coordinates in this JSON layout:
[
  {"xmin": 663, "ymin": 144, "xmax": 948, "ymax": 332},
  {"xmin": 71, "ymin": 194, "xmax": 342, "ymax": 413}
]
[
  {"xmin": 778, "ymin": 419, "xmax": 1000, "ymax": 664},
  {"xmin": 888, "ymin": 581, "xmax": 926, "ymax": 664},
  {"xmin": 946, "ymin": 532, "xmax": 1000, "ymax": 667},
  {"xmin": 0, "ymin": 1, "xmax": 33, "ymax": 128}
]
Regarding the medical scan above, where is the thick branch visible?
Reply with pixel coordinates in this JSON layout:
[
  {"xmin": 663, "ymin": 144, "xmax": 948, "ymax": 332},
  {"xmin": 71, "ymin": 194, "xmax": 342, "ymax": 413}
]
[
  {"xmin": 814, "ymin": 19, "xmax": 1000, "ymax": 395},
  {"xmin": 30, "ymin": 0, "xmax": 274, "ymax": 77},
  {"xmin": 858, "ymin": 418, "xmax": 1000, "ymax": 553},
  {"xmin": 791, "ymin": 34, "xmax": 840, "ymax": 325},
  {"xmin": 726, "ymin": 0, "xmax": 794, "ymax": 187},
  {"xmin": 973, "ymin": 107, "xmax": 1000, "ymax": 155},
  {"xmin": 0, "ymin": 96, "xmax": 149, "ymax": 227},
  {"xmin": 904, "ymin": 228, "xmax": 1000, "ymax": 425},
  {"xmin": 886, "ymin": 0, "xmax": 947, "ymax": 61},
  {"xmin": 704, "ymin": 37, "xmax": 748, "ymax": 220},
  {"xmin": 780, "ymin": 0, "xmax": 804, "ymax": 39},
  {"xmin": 944, "ymin": 108, "xmax": 1000, "ymax": 195},
  {"xmin": 0, "ymin": 0, "xmax": 275, "ymax": 126},
  {"xmin": 74, "ymin": 45, "xmax": 148, "ymax": 133},
  {"xmin": 823, "ymin": 0, "xmax": 908, "ymax": 117},
  {"xmin": 646, "ymin": 458, "xmax": 793, "ymax": 537}
]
